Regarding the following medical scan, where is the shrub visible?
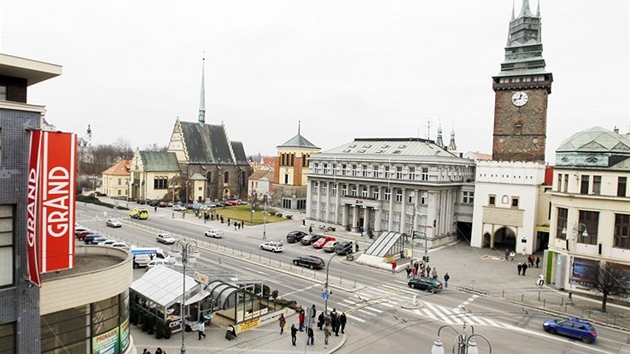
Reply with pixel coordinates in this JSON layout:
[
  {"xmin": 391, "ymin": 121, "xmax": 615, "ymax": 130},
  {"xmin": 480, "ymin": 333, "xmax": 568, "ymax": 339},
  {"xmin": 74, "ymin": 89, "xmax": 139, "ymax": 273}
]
[
  {"xmin": 275, "ymin": 213, "xmax": 283, "ymax": 217},
  {"xmin": 285, "ymin": 215, "xmax": 293, "ymax": 220}
]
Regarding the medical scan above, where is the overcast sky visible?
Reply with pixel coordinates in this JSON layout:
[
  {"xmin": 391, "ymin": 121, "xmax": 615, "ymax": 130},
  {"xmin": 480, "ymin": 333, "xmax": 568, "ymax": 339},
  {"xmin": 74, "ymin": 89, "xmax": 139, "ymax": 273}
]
[{"xmin": 2, "ymin": 1, "xmax": 628, "ymax": 161}]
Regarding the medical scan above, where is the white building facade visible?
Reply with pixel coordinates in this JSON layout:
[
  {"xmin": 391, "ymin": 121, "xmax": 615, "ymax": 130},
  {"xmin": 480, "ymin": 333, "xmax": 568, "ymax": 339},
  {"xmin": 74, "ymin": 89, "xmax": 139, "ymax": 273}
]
[
  {"xmin": 306, "ymin": 138, "xmax": 475, "ymax": 248},
  {"xmin": 546, "ymin": 127, "xmax": 630, "ymax": 292}
]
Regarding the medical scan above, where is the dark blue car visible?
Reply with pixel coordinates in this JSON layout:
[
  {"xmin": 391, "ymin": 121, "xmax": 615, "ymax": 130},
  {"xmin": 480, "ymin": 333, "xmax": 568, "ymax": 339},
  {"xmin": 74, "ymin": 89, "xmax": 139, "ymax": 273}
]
[{"xmin": 542, "ymin": 317, "xmax": 597, "ymax": 343}]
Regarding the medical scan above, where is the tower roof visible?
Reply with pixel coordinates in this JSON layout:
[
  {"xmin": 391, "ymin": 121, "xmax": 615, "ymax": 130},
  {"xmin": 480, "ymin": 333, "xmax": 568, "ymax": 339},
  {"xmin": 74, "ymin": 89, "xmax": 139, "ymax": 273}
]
[{"xmin": 277, "ymin": 121, "xmax": 319, "ymax": 149}]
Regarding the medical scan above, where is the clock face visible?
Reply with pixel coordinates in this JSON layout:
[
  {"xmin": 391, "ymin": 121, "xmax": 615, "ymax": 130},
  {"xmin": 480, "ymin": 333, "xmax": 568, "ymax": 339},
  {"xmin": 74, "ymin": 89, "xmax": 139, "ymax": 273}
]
[{"xmin": 512, "ymin": 91, "xmax": 528, "ymax": 107}]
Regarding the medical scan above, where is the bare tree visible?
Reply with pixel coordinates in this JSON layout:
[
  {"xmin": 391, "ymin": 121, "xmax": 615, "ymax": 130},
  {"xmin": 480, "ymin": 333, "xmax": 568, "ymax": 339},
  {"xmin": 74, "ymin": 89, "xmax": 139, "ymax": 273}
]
[
  {"xmin": 588, "ymin": 263, "xmax": 629, "ymax": 312},
  {"xmin": 144, "ymin": 143, "xmax": 169, "ymax": 152},
  {"xmin": 112, "ymin": 138, "xmax": 134, "ymax": 160}
]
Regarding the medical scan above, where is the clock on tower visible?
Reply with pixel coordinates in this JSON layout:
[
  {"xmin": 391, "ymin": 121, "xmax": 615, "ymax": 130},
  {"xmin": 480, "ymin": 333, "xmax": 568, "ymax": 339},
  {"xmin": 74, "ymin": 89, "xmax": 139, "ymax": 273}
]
[{"xmin": 491, "ymin": 0, "xmax": 553, "ymax": 163}]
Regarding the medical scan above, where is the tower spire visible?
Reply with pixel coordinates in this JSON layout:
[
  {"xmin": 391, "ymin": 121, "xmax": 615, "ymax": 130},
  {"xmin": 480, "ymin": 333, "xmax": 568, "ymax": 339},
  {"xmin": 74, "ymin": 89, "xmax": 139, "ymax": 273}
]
[
  {"xmin": 511, "ymin": 0, "xmax": 516, "ymax": 20},
  {"xmin": 436, "ymin": 123, "xmax": 444, "ymax": 148},
  {"xmin": 519, "ymin": 0, "xmax": 533, "ymax": 17},
  {"xmin": 198, "ymin": 57, "xmax": 206, "ymax": 126},
  {"xmin": 448, "ymin": 126, "xmax": 457, "ymax": 151},
  {"xmin": 298, "ymin": 120, "xmax": 301, "ymax": 135}
]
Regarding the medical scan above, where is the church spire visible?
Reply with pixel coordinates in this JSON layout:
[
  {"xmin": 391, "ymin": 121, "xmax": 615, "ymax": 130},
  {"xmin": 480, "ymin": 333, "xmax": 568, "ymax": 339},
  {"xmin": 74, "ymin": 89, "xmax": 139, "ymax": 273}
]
[
  {"xmin": 448, "ymin": 126, "xmax": 457, "ymax": 151},
  {"xmin": 298, "ymin": 120, "xmax": 301, "ymax": 136},
  {"xmin": 511, "ymin": 0, "xmax": 516, "ymax": 20},
  {"xmin": 198, "ymin": 57, "xmax": 206, "ymax": 126},
  {"xmin": 436, "ymin": 124, "xmax": 444, "ymax": 149},
  {"xmin": 518, "ymin": 0, "xmax": 533, "ymax": 18}
]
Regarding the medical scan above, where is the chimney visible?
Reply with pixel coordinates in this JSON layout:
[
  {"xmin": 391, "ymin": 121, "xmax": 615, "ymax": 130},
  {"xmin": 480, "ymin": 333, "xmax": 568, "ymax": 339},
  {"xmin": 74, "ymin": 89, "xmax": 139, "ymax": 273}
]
[{"xmin": 613, "ymin": 126, "xmax": 619, "ymax": 134}]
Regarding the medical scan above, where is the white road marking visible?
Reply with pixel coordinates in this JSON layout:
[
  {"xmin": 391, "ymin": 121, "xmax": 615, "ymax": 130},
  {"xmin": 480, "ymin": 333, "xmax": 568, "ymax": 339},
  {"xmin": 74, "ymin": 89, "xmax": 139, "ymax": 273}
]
[
  {"xmin": 346, "ymin": 314, "xmax": 366, "ymax": 323},
  {"xmin": 363, "ymin": 306, "xmax": 384, "ymax": 314}
]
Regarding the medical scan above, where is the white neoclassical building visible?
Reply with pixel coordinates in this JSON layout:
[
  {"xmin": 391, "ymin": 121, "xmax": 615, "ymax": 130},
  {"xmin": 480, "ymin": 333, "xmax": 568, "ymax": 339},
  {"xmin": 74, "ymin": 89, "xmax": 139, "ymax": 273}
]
[
  {"xmin": 546, "ymin": 127, "xmax": 630, "ymax": 292},
  {"xmin": 306, "ymin": 137, "xmax": 475, "ymax": 248}
]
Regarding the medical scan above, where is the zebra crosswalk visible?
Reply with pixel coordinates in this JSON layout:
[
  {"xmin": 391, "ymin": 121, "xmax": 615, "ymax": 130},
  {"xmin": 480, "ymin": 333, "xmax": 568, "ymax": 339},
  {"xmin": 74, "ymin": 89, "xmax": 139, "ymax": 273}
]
[{"xmin": 334, "ymin": 281, "xmax": 509, "ymax": 329}]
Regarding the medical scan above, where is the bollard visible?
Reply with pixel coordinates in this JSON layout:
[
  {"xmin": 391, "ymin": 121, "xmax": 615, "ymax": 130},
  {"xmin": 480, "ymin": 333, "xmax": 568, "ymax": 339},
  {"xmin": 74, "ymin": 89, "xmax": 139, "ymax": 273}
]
[
  {"xmin": 543, "ymin": 299, "xmax": 546, "ymax": 308},
  {"xmin": 538, "ymin": 291, "xmax": 540, "ymax": 301},
  {"xmin": 354, "ymin": 279, "xmax": 356, "ymax": 288},
  {"xmin": 521, "ymin": 294, "xmax": 524, "ymax": 303},
  {"xmin": 560, "ymin": 297, "xmax": 563, "ymax": 306},
  {"xmin": 502, "ymin": 290, "xmax": 505, "ymax": 299},
  {"xmin": 339, "ymin": 276, "xmax": 342, "ymax": 285}
]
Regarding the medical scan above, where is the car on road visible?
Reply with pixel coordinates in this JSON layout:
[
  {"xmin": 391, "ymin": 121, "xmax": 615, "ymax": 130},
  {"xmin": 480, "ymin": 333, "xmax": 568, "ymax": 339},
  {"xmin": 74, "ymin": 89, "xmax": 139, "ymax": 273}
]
[
  {"xmin": 313, "ymin": 236, "xmax": 336, "ymax": 249},
  {"xmin": 204, "ymin": 229, "xmax": 223, "ymax": 238},
  {"xmin": 83, "ymin": 234, "xmax": 106, "ymax": 244},
  {"xmin": 85, "ymin": 235, "xmax": 109, "ymax": 245},
  {"xmin": 111, "ymin": 242, "xmax": 133, "ymax": 250},
  {"xmin": 286, "ymin": 230, "xmax": 309, "ymax": 243},
  {"xmin": 292, "ymin": 255, "xmax": 326, "ymax": 269},
  {"xmin": 156, "ymin": 233, "xmax": 176, "ymax": 245},
  {"xmin": 260, "ymin": 241, "xmax": 284, "ymax": 253},
  {"xmin": 322, "ymin": 240, "xmax": 339, "ymax": 252},
  {"xmin": 130, "ymin": 208, "xmax": 149, "ymax": 220},
  {"xmin": 300, "ymin": 234, "xmax": 323, "ymax": 246},
  {"xmin": 335, "ymin": 241, "xmax": 360, "ymax": 255},
  {"xmin": 407, "ymin": 277, "xmax": 443, "ymax": 293},
  {"xmin": 77, "ymin": 230, "xmax": 95, "ymax": 241},
  {"xmin": 106, "ymin": 219, "xmax": 122, "ymax": 228},
  {"xmin": 542, "ymin": 317, "xmax": 597, "ymax": 343},
  {"xmin": 172, "ymin": 205, "xmax": 187, "ymax": 211}
]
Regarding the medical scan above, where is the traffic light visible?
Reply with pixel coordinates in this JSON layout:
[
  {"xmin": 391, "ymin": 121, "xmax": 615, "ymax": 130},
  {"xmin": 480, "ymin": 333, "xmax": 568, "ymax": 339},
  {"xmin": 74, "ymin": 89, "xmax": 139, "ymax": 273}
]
[{"xmin": 422, "ymin": 255, "xmax": 430, "ymax": 262}]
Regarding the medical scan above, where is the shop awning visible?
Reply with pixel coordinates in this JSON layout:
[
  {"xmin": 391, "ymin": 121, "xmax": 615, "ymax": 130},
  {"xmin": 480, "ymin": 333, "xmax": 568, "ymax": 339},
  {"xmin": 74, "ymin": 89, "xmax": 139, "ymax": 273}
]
[{"xmin": 130, "ymin": 265, "xmax": 198, "ymax": 308}]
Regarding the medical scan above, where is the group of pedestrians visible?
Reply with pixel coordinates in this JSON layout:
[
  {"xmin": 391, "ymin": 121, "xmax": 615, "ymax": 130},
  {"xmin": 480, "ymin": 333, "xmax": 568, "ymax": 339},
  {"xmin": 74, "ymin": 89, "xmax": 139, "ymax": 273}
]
[
  {"xmin": 286, "ymin": 305, "xmax": 347, "ymax": 347},
  {"xmin": 141, "ymin": 348, "xmax": 165, "ymax": 354}
]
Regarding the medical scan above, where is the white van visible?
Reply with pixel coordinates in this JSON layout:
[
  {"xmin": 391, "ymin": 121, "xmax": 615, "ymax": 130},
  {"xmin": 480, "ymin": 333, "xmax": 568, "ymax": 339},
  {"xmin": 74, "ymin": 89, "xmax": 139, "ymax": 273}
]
[{"xmin": 131, "ymin": 247, "xmax": 170, "ymax": 268}]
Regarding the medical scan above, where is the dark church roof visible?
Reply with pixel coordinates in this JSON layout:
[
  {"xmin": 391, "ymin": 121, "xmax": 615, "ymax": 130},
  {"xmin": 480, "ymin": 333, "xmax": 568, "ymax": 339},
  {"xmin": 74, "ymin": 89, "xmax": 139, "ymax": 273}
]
[{"xmin": 180, "ymin": 121, "xmax": 248, "ymax": 165}]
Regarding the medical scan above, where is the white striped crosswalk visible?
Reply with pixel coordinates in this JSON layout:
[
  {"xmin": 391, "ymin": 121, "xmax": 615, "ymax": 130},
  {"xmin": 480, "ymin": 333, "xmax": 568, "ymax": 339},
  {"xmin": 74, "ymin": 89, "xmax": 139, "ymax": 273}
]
[{"xmin": 331, "ymin": 281, "xmax": 508, "ymax": 329}]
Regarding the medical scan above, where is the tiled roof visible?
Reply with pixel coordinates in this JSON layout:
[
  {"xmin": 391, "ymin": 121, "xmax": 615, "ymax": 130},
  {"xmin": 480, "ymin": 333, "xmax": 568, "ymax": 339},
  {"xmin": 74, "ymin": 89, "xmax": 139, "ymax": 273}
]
[
  {"xmin": 322, "ymin": 138, "xmax": 457, "ymax": 157},
  {"xmin": 557, "ymin": 127, "xmax": 630, "ymax": 153},
  {"xmin": 277, "ymin": 133, "xmax": 319, "ymax": 149},
  {"xmin": 102, "ymin": 160, "xmax": 130, "ymax": 175},
  {"xmin": 248, "ymin": 170, "xmax": 273, "ymax": 181},
  {"xmin": 139, "ymin": 151, "xmax": 181, "ymax": 172},
  {"xmin": 179, "ymin": 122, "xmax": 249, "ymax": 165}
]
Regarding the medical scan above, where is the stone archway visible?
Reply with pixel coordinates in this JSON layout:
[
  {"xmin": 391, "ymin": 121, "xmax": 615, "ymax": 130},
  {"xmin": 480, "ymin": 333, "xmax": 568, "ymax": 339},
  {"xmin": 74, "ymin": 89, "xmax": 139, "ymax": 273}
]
[
  {"xmin": 483, "ymin": 232, "xmax": 492, "ymax": 249},
  {"xmin": 492, "ymin": 226, "xmax": 517, "ymax": 252}
]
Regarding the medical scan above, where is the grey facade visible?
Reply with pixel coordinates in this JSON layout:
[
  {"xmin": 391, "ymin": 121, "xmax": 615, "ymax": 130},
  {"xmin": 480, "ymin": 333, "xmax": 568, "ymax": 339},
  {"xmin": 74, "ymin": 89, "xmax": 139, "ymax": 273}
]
[{"xmin": 0, "ymin": 54, "xmax": 62, "ymax": 353}]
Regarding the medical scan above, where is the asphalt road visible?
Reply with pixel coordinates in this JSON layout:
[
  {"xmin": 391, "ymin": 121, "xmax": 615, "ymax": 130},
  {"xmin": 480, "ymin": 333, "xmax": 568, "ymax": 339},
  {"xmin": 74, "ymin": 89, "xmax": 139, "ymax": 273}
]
[{"xmin": 76, "ymin": 203, "xmax": 630, "ymax": 354}]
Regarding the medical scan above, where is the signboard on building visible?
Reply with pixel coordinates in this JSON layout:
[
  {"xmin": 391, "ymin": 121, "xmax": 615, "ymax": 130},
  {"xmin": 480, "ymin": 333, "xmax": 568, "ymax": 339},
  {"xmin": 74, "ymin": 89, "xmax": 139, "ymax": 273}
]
[{"xmin": 27, "ymin": 130, "xmax": 77, "ymax": 286}]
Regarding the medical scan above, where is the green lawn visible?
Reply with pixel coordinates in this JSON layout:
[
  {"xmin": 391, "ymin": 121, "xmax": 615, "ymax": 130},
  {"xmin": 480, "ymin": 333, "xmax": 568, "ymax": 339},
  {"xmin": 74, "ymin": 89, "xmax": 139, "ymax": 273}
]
[{"xmin": 206, "ymin": 205, "xmax": 289, "ymax": 226}]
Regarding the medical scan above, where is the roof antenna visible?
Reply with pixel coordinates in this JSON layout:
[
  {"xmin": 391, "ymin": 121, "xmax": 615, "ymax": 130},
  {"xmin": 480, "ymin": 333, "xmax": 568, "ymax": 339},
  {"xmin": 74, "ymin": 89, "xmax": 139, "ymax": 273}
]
[{"xmin": 298, "ymin": 120, "xmax": 301, "ymax": 135}]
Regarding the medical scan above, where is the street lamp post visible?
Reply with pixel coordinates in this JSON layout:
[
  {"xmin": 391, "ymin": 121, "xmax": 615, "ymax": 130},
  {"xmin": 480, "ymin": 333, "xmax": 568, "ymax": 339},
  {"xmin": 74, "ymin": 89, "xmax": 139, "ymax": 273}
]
[
  {"xmin": 262, "ymin": 193, "xmax": 267, "ymax": 240},
  {"xmin": 431, "ymin": 323, "xmax": 492, "ymax": 354},
  {"xmin": 172, "ymin": 240, "xmax": 198, "ymax": 354},
  {"xmin": 562, "ymin": 222, "xmax": 588, "ymax": 251},
  {"xmin": 406, "ymin": 208, "xmax": 426, "ymax": 261},
  {"xmin": 323, "ymin": 252, "xmax": 337, "ymax": 315}
]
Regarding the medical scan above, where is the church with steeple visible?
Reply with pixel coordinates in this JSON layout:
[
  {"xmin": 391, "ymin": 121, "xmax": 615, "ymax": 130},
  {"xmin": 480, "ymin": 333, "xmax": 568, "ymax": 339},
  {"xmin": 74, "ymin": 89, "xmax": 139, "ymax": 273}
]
[{"xmin": 471, "ymin": 0, "xmax": 553, "ymax": 255}]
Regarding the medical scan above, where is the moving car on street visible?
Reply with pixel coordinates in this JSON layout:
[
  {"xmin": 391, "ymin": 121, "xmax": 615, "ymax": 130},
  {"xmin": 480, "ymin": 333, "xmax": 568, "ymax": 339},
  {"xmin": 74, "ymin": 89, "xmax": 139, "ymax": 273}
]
[
  {"xmin": 129, "ymin": 208, "xmax": 149, "ymax": 220},
  {"xmin": 407, "ymin": 277, "xmax": 443, "ymax": 293},
  {"xmin": 172, "ymin": 205, "xmax": 187, "ymax": 211},
  {"xmin": 204, "ymin": 229, "xmax": 223, "ymax": 238},
  {"xmin": 156, "ymin": 233, "xmax": 176, "ymax": 245},
  {"xmin": 292, "ymin": 255, "xmax": 325, "ymax": 269},
  {"xmin": 259, "ymin": 241, "xmax": 284, "ymax": 253},
  {"xmin": 106, "ymin": 219, "xmax": 122, "ymax": 228},
  {"xmin": 542, "ymin": 317, "xmax": 597, "ymax": 343}
]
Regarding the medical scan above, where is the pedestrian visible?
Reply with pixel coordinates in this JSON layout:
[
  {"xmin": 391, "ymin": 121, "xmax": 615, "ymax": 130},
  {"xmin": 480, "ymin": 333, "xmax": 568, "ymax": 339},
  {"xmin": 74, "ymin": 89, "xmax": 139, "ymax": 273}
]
[
  {"xmin": 339, "ymin": 312, "xmax": 347, "ymax": 334},
  {"xmin": 278, "ymin": 314, "xmax": 286, "ymax": 334},
  {"xmin": 225, "ymin": 324, "xmax": 237, "ymax": 340},
  {"xmin": 307, "ymin": 326, "xmax": 315, "ymax": 345},
  {"xmin": 522, "ymin": 262, "xmax": 528, "ymax": 276},
  {"xmin": 291, "ymin": 324, "xmax": 298, "ymax": 346},
  {"xmin": 505, "ymin": 248, "xmax": 509, "ymax": 261},
  {"xmin": 444, "ymin": 272, "xmax": 450, "ymax": 287},
  {"xmin": 154, "ymin": 206, "xmax": 157, "ymax": 212},
  {"xmin": 509, "ymin": 251, "xmax": 515, "ymax": 262},
  {"xmin": 431, "ymin": 267, "xmax": 438, "ymax": 279},
  {"xmin": 426, "ymin": 265, "xmax": 431, "ymax": 278},
  {"xmin": 517, "ymin": 263, "xmax": 522, "ymax": 275},
  {"xmin": 536, "ymin": 256, "xmax": 540, "ymax": 268},
  {"xmin": 405, "ymin": 266, "xmax": 412, "ymax": 278},
  {"xmin": 412, "ymin": 266, "xmax": 417, "ymax": 278},
  {"xmin": 298, "ymin": 309, "xmax": 305, "ymax": 331},
  {"xmin": 309, "ymin": 226, "xmax": 313, "ymax": 234},
  {"xmin": 308, "ymin": 304, "xmax": 317, "ymax": 328},
  {"xmin": 331, "ymin": 309, "xmax": 339, "ymax": 335},
  {"xmin": 155, "ymin": 348, "xmax": 163, "ymax": 354},
  {"xmin": 317, "ymin": 311, "xmax": 325, "ymax": 330},
  {"xmin": 391, "ymin": 260, "xmax": 397, "ymax": 275},
  {"xmin": 324, "ymin": 324, "xmax": 331, "ymax": 345},
  {"xmin": 142, "ymin": 349, "xmax": 149, "ymax": 354},
  {"xmin": 198, "ymin": 321, "xmax": 206, "ymax": 340}
]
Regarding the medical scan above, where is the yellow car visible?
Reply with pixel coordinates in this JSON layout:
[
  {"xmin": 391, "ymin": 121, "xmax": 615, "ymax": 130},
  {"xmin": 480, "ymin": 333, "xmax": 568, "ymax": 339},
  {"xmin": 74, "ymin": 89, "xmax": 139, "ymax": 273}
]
[{"xmin": 129, "ymin": 208, "xmax": 149, "ymax": 220}]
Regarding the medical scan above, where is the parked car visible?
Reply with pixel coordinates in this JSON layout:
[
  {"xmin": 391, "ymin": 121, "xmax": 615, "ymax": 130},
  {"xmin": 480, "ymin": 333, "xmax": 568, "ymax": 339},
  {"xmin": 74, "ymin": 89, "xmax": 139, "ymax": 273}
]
[
  {"xmin": 204, "ymin": 229, "xmax": 223, "ymax": 238},
  {"xmin": 77, "ymin": 230, "xmax": 95, "ymax": 241},
  {"xmin": 172, "ymin": 205, "xmax": 187, "ymax": 211},
  {"xmin": 156, "ymin": 233, "xmax": 176, "ymax": 245},
  {"xmin": 313, "ymin": 236, "xmax": 336, "ymax": 249},
  {"xmin": 100, "ymin": 239, "xmax": 119, "ymax": 246},
  {"xmin": 83, "ymin": 234, "xmax": 106, "ymax": 244},
  {"xmin": 335, "ymin": 241, "xmax": 360, "ymax": 255},
  {"xmin": 106, "ymin": 219, "xmax": 122, "ymax": 228},
  {"xmin": 260, "ymin": 241, "xmax": 284, "ymax": 253},
  {"xmin": 407, "ymin": 277, "xmax": 443, "ymax": 293},
  {"xmin": 300, "ymin": 234, "xmax": 323, "ymax": 246},
  {"xmin": 93, "ymin": 236, "xmax": 112, "ymax": 245},
  {"xmin": 286, "ymin": 230, "xmax": 309, "ymax": 243},
  {"xmin": 542, "ymin": 318, "xmax": 597, "ymax": 343},
  {"xmin": 111, "ymin": 242, "xmax": 133, "ymax": 250},
  {"xmin": 322, "ymin": 240, "xmax": 340, "ymax": 252},
  {"xmin": 158, "ymin": 201, "xmax": 167, "ymax": 207},
  {"xmin": 292, "ymin": 255, "xmax": 326, "ymax": 269},
  {"xmin": 147, "ymin": 258, "xmax": 174, "ymax": 270},
  {"xmin": 75, "ymin": 226, "xmax": 90, "ymax": 236}
]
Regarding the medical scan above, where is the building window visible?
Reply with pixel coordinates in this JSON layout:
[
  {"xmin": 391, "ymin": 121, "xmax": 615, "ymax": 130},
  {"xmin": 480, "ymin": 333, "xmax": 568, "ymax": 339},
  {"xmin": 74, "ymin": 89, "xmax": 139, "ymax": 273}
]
[
  {"xmin": 384, "ymin": 166, "xmax": 390, "ymax": 179},
  {"xmin": 352, "ymin": 164, "xmax": 358, "ymax": 176},
  {"xmin": 284, "ymin": 174, "xmax": 289, "ymax": 184},
  {"xmin": 384, "ymin": 188, "xmax": 391, "ymax": 201},
  {"xmin": 409, "ymin": 167, "xmax": 415, "ymax": 180},
  {"xmin": 556, "ymin": 174, "xmax": 562, "ymax": 192},
  {"xmin": 302, "ymin": 154, "xmax": 309, "ymax": 167},
  {"xmin": 556, "ymin": 207, "xmax": 568, "ymax": 240},
  {"xmin": 421, "ymin": 167, "xmax": 429, "ymax": 181},
  {"xmin": 408, "ymin": 191, "xmax": 414, "ymax": 203},
  {"xmin": 511, "ymin": 197, "xmax": 519, "ymax": 208},
  {"xmin": 351, "ymin": 185, "xmax": 357, "ymax": 196},
  {"xmin": 592, "ymin": 175, "xmax": 601, "ymax": 195},
  {"xmin": 396, "ymin": 166, "xmax": 403, "ymax": 179},
  {"xmin": 462, "ymin": 191, "xmax": 474, "ymax": 204},
  {"xmin": 488, "ymin": 195, "xmax": 496, "ymax": 206},
  {"xmin": 618, "ymin": 177, "xmax": 627, "ymax": 197},
  {"xmin": 331, "ymin": 183, "xmax": 337, "ymax": 196},
  {"xmin": 362, "ymin": 165, "xmax": 368, "ymax": 177},
  {"xmin": 580, "ymin": 175, "xmax": 589, "ymax": 194},
  {"xmin": 361, "ymin": 186, "xmax": 368, "ymax": 198},
  {"xmin": 154, "ymin": 176, "xmax": 168, "ymax": 189},
  {"xmin": 322, "ymin": 163, "xmax": 328, "ymax": 174},
  {"xmin": 395, "ymin": 189, "xmax": 403, "ymax": 202},
  {"xmin": 341, "ymin": 164, "xmax": 347, "ymax": 176},
  {"xmin": 341, "ymin": 184, "xmax": 347, "ymax": 196},
  {"xmin": 331, "ymin": 164, "xmax": 336, "ymax": 175},
  {"xmin": 372, "ymin": 187, "xmax": 379, "ymax": 200},
  {"xmin": 322, "ymin": 183, "xmax": 327, "ymax": 195},
  {"xmin": 614, "ymin": 214, "xmax": 630, "ymax": 249},
  {"xmin": 0, "ymin": 85, "xmax": 6, "ymax": 100},
  {"xmin": 222, "ymin": 171, "xmax": 229, "ymax": 184},
  {"xmin": 563, "ymin": 174, "xmax": 568, "ymax": 193},
  {"xmin": 372, "ymin": 165, "xmax": 379, "ymax": 177},
  {"xmin": 0, "ymin": 205, "xmax": 14, "ymax": 287},
  {"xmin": 578, "ymin": 210, "xmax": 599, "ymax": 245},
  {"xmin": 420, "ymin": 191, "xmax": 428, "ymax": 205}
]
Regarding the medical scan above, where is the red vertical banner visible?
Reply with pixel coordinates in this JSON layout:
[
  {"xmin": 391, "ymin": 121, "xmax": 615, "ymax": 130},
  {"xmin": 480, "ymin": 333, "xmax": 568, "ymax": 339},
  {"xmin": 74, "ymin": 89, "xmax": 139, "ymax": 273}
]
[
  {"xmin": 27, "ymin": 131, "xmax": 43, "ymax": 286},
  {"xmin": 40, "ymin": 132, "xmax": 77, "ymax": 273}
]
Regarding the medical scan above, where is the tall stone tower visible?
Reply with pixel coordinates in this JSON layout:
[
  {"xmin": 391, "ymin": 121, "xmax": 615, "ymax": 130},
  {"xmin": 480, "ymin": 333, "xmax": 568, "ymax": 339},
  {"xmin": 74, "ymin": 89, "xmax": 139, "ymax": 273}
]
[{"xmin": 492, "ymin": 0, "xmax": 552, "ymax": 162}]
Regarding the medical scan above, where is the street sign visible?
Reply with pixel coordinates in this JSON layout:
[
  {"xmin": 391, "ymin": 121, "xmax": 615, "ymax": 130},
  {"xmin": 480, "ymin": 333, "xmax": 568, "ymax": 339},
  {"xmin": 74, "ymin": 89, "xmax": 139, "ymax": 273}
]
[{"xmin": 322, "ymin": 291, "xmax": 329, "ymax": 300}]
